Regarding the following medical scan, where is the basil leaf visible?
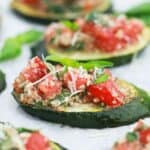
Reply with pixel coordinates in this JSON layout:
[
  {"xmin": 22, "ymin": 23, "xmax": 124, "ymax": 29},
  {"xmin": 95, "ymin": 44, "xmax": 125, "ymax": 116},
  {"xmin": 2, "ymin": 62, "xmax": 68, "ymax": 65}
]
[
  {"xmin": 46, "ymin": 54, "xmax": 113, "ymax": 69},
  {"xmin": 126, "ymin": 2, "xmax": 150, "ymax": 15},
  {"xmin": 46, "ymin": 54, "xmax": 79, "ymax": 68},
  {"xmin": 95, "ymin": 73, "xmax": 109, "ymax": 84},
  {"xmin": 0, "ymin": 30, "xmax": 43, "ymax": 62},
  {"xmin": 16, "ymin": 30, "xmax": 43, "ymax": 44},
  {"xmin": 0, "ymin": 38, "xmax": 22, "ymax": 61},
  {"xmin": 82, "ymin": 61, "xmax": 113, "ymax": 70},
  {"xmin": 62, "ymin": 20, "xmax": 79, "ymax": 31},
  {"xmin": 126, "ymin": 132, "xmax": 138, "ymax": 142}
]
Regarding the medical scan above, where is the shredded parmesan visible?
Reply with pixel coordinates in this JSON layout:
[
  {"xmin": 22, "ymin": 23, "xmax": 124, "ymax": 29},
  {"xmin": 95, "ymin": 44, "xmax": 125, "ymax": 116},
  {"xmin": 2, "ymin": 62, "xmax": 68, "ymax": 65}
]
[{"xmin": 28, "ymin": 67, "xmax": 65, "ymax": 87}]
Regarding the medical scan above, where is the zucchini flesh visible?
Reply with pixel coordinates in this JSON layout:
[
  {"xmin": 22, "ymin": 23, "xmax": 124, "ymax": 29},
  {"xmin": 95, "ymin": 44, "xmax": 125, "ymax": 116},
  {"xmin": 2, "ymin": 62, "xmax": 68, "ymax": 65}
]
[
  {"xmin": 0, "ymin": 70, "xmax": 6, "ymax": 93},
  {"xmin": 12, "ymin": 83, "xmax": 150, "ymax": 129}
]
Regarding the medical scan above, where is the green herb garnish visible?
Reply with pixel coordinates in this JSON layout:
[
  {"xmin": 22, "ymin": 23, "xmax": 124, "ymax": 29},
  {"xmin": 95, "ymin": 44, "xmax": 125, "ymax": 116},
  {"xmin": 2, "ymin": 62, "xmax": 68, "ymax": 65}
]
[
  {"xmin": 86, "ymin": 12, "xmax": 109, "ymax": 26},
  {"xmin": 17, "ymin": 128, "xmax": 36, "ymax": 134},
  {"xmin": 95, "ymin": 73, "xmax": 109, "ymax": 84},
  {"xmin": 62, "ymin": 20, "xmax": 79, "ymax": 31},
  {"xmin": 46, "ymin": 54, "xmax": 113, "ymax": 70},
  {"xmin": 126, "ymin": 132, "xmax": 138, "ymax": 142},
  {"xmin": 0, "ymin": 30, "xmax": 43, "ymax": 62}
]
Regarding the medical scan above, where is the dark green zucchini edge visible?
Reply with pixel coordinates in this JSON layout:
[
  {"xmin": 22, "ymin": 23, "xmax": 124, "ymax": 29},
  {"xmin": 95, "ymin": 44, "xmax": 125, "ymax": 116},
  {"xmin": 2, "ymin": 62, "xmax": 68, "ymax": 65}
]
[
  {"xmin": 17, "ymin": 128, "xmax": 67, "ymax": 150},
  {"xmin": 30, "ymin": 40, "xmax": 147, "ymax": 67},
  {"xmin": 11, "ymin": 1, "xmax": 113, "ymax": 25},
  {"xmin": 0, "ymin": 70, "xmax": 6, "ymax": 93},
  {"xmin": 12, "ymin": 86, "xmax": 150, "ymax": 129}
]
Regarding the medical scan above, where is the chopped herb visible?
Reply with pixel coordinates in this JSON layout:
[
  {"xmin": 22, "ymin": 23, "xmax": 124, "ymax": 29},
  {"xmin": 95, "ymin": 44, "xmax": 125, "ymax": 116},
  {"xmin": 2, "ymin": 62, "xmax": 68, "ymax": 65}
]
[
  {"xmin": 126, "ymin": 132, "xmax": 138, "ymax": 142},
  {"xmin": 68, "ymin": 41, "xmax": 84, "ymax": 51},
  {"xmin": 86, "ymin": 12, "xmax": 110, "ymax": 26},
  {"xmin": 95, "ymin": 73, "xmax": 109, "ymax": 84},
  {"xmin": 62, "ymin": 20, "xmax": 79, "ymax": 31},
  {"xmin": 17, "ymin": 128, "xmax": 36, "ymax": 134}
]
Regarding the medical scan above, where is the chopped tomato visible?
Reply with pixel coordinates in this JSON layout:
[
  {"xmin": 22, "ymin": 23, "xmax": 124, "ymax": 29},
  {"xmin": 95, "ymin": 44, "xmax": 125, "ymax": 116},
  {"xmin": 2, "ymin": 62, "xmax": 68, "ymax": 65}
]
[
  {"xmin": 44, "ymin": 24, "xmax": 73, "ymax": 47},
  {"xmin": 25, "ymin": 132, "xmax": 50, "ymax": 150},
  {"xmin": 22, "ymin": 57, "xmax": 48, "ymax": 82},
  {"xmin": 75, "ymin": 18, "xmax": 85, "ymax": 27},
  {"xmin": 38, "ymin": 75, "xmax": 62, "ymax": 99},
  {"xmin": 87, "ymin": 70, "xmax": 124, "ymax": 107},
  {"xmin": 114, "ymin": 141, "xmax": 142, "ymax": 150},
  {"xmin": 64, "ymin": 69, "xmax": 91, "ymax": 91},
  {"xmin": 81, "ymin": 17, "xmax": 143, "ymax": 52},
  {"xmin": 22, "ymin": 0, "xmax": 40, "ymax": 5},
  {"xmin": 139, "ymin": 128, "xmax": 150, "ymax": 144}
]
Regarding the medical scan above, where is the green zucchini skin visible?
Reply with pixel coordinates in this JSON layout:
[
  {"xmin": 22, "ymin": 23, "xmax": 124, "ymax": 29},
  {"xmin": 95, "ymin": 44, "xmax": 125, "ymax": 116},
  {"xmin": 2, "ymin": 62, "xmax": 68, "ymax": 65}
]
[
  {"xmin": 11, "ymin": 1, "xmax": 112, "ymax": 25},
  {"xmin": 30, "ymin": 41, "xmax": 146, "ymax": 67},
  {"xmin": 12, "ymin": 87, "xmax": 150, "ymax": 129},
  {"xmin": 0, "ymin": 70, "xmax": 6, "ymax": 93}
]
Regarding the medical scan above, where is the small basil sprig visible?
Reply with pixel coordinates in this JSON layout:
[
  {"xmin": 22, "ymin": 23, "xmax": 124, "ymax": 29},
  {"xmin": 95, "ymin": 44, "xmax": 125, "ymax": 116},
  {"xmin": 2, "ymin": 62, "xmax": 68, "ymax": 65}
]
[
  {"xmin": 0, "ymin": 30, "xmax": 43, "ymax": 62},
  {"xmin": 46, "ymin": 54, "xmax": 113, "ymax": 70},
  {"xmin": 126, "ymin": 132, "xmax": 138, "ymax": 142},
  {"xmin": 61, "ymin": 20, "xmax": 79, "ymax": 31},
  {"xmin": 95, "ymin": 73, "xmax": 109, "ymax": 84}
]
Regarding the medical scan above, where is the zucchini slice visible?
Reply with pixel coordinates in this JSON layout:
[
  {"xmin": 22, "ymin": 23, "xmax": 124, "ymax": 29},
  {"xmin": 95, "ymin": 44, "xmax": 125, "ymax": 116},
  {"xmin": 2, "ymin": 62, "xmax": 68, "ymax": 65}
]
[
  {"xmin": 11, "ymin": 0, "xmax": 112, "ymax": 24},
  {"xmin": 12, "ymin": 80, "xmax": 150, "ymax": 129},
  {"xmin": 0, "ymin": 70, "xmax": 6, "ymax": 93},
  {"xmin": 113, "ymin": 121, "xmax": 150, "ymax": 149},
  {"xmin": 31, "ymin": 25, "xmax": 150, "ymax": 66},
  {"xmin": 0, "ymin": 123, "xmax": 66, "ymax": 150}
]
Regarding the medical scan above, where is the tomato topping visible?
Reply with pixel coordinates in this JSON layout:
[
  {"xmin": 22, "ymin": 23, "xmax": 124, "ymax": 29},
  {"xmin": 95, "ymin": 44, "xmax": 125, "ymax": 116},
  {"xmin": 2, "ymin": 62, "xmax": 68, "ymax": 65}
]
[
  {"xmin": 38, "ymin": 75, "xmax": 62, "ymax": 99},
  {"xmin": 139, "ymin": 128, "xmax": 150, "ymax": 144},
  {"xmin": 87, "ymin": 70, "xmax": 124, "ymax": 107},
  {"xmin": 44, "ymin": 24, "xmax": 73, "ymax": 47},
  {"xmin": 22, "ymin": 57, "xmax": 48, "ymax": 82},
  {"xmin": 64, "ymin": 68, "xmax": 91, "ymax": 91},
  {"xmin": 81, "ymin": 17, "xmax": 143, "ymax": 52},
  {"xmin": 25, "ymin": 132, "xmax": 50, "ymax": 150},
  {"xmin": 22, "ymin": 0, "xmax": 40, "ymax": 5}
]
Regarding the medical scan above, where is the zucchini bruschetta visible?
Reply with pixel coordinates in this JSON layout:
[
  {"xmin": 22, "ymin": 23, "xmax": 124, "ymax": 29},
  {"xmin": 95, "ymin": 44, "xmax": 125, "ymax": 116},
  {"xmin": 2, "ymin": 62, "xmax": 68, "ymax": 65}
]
[
  {"xmin": 113, "ymin": 120, "xmax": 150, "ymax": 150},
  {"xmin": 12, "ymin": 56, "xmax": 150, "ymax": 128},
  {"xmin": 0, "ymin": 122, "xmax": 66, "ymax": 150},
  {"xmin": 31, "ymin": 13, "xmax": 150, "ymax": 66},
  {"xmin": 11, "ymin": 0, "xmax": 112, "ymax": 24},
  {"xmin": 0, "ymin": 70, "xmax": 6, "ymax": 93}
]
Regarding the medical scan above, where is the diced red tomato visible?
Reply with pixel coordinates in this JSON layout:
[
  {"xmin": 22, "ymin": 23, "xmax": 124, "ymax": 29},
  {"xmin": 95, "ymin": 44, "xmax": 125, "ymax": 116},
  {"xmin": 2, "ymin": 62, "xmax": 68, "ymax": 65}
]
[
  {"xmin": 87, "ymin": 70, "xmax": 124, "ymax": 107},
  {"xmin": 139, "ymin": 128, "xmax": 150, "ymax": 144},
  {"xmin": 38, "ymin": 75, "xmax": 62, "ymax": 99},
  {"xmin": 64, "ymin": 69, "xmax": 91, "ymax": 91},
  {"xmin": 81, "ymin": 17, "xmax": 143, "ymax": 52},
  {"xmin": 114, "ymin": 141, "xmax": 142, "ymax": 150},
  {"xmin": 22, "ymin": 57, "xmax": 48, "ymax": 82},
  {"xmin": 75, "ymin": 18, "xmax": 85, "ymax": 27},
  {"xmin": 25, "ymin": 132, "xmax": 50, "ymax": 150},
  {"xmin": 22, "ymin": 0, "xmax": 40, "ymax": 5}
]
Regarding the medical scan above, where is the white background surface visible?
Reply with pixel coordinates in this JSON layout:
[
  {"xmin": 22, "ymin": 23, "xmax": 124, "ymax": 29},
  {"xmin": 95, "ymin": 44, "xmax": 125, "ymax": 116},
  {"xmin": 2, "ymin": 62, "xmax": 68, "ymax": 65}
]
[{"xmin": 0, "ymin": 0, "xmax": 150, "ymax": 150}]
